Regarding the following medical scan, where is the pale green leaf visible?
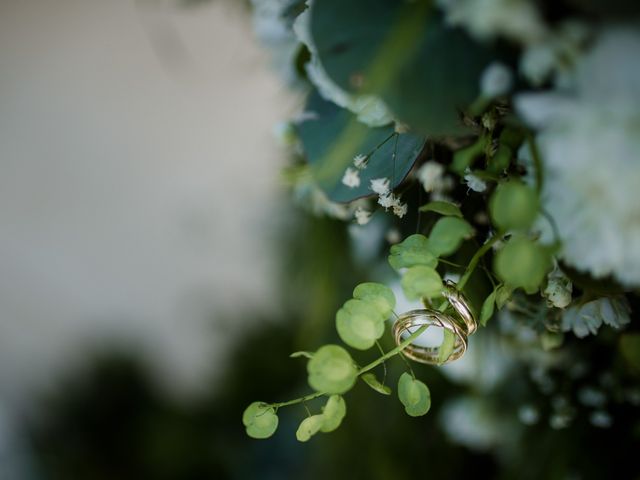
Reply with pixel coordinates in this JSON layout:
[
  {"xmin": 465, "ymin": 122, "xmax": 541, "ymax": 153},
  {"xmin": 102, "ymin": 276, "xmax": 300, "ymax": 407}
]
[
  {"xmin": 401, "ymin": 266, "xmax": 443, "ymax": 300},
  {"xmin": 480, "ymin": 290, "xmax": 497, "ymax": 326},
  {"xmin": 307, "ymin": 345, "xmax": 358, "ymax": 394},
  {"xmin": 419, "ymin": 200, "xmax": 463, "ymax": 218},
  {"xmin": 242, "ymin": 402, "xmax": 279, "ymax": 439},
  {"xmin": 388, "ymin": 234, "xmax": 438, "ymax": 271},
  {"xmin": 427, "ymin": 217, "xmax": 474, "ymax": 257},
  {"xmin": 361, "ymin": 372, "xmax": 392, "ymax": 395},
  {"xmin": 489, "ymin": 181, "xmax": 539, "ymax": 231},
  {"xmin": 336, "ymin": 299, "xmax": 385, "ymax": 350},
  {"xmin": 353, "ymin": 282, "xmax": 396, "ymax": 317},
  {"xmin": 296, "ymin": 415, "xmax": 324, "ymax": 442},
  {"xmin": 290, "ymin": 351, "xmax": 313, "ymax": 359},
  {"xmin": 437, "ymin": 328, "xmax": 456, "ymax": 364},
  {"xmin": 320, "ymin": 395, "xmax": 347, "ymax": 433},
  {"xmin": 494, "ymin": 237, "xmax": 551, "ymax": 292},
  {"xmin": 495, "ymin": 284, "xmax": 513, "ymax": 309},
  {"xmin": 397, "ymin": 372, "xmax": 431, "ymax": 417}
]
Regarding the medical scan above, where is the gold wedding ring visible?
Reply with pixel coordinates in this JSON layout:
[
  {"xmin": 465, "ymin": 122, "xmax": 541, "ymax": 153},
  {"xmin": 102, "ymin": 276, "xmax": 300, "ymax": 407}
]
[{"xmin": 393, "ymin": 282, "xmax": 477, "ymax": 365}]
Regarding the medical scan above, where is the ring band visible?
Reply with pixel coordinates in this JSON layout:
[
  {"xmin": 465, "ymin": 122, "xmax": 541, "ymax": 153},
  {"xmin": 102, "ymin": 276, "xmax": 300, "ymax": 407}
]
[
  {"xmin": 393, "ymin": 282, "xmax": 477, "ymax": 365},
  {"xmin": 442, "ymin": 280, "xmax": 477, "ymax": 336},
  {"xmin": 392, "ymin": 309, "xmax": 468, "ymax": 365}
]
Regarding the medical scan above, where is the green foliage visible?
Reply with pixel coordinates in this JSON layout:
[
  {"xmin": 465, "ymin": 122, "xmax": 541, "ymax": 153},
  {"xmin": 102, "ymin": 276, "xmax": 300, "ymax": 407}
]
[
  {"xmin": 401, "ymin": 266, "xmax": 443, "ymax": 300},
  {"xmin": 480, "ymin": 289, "xmax": 497, "ymax": 326},
  {"xmin": 488, "ymin": 144, "xmax": 512, "ymax": 174},
  {"xmin": 397, "ymin": 373, "xmax": 431, "ymax": 417},
  {"xmin": 494, "ymin": 237, "xmax": 552, "ymax": 292},
  {"xmin": 320, "ymin": 395, "xmax": 347, "ymax": 432},
  {"xmin": 451, "ymin": 135, "xmax": 488, "ymax": 174},
  {"xmin": 290, "ymin": 351, "xmax": 313, "ymax": 359},
  {"xmin": 419, "ymin": 200, "xmax": 463, "ymax": 218},
  {"xmin": 307, "ymin": 345, "xmax": 358, "ymax": 394},
  {"xmin": 438, "ymin": 329, "xmax": 456, "ymax": 365},
  {"xmin": 388, "ymin": 234, "xmax": 438, "ymax": 271},
  {"xmin": 242, "ymin": 402, "xmax": 279, "ymax": 439},
  {"xmin": 353, "ymin": 282, "xmax": 396, "ymax": 317},
  {"xmin": 620, "ymin": 334, "xmax": 640, "ymax": 371},
  {"xmin": 495, "ymin": 284, "xmax": 514, "ymax": 309},
  {"xmin": 296, "ymin": 414, "xmax": 325, "ymax": 442},
  {"xmin": 489, "ymin": 181, "xmax": 539, "ymax": 231},
  {"xmin": 336, "ymin": 299, "xmax": 386, "ymax": 350},
  {"xmin": 361, "ymin": 372, "xmax": 392, "ymax": 395},
  {"xmin": 540, "ymin": 331, "xmax": 564, "ymax": 351},
  {"xmin": 296, "ymin": 93, "xmax": 425, "ymax": 202},
  {"xmin": 427, "ymin": 217, "xmax": 474, "ymax": 257}
]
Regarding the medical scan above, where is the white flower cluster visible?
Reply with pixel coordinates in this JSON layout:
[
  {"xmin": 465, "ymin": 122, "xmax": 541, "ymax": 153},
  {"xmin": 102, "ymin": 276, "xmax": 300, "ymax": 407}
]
[
  {"xmin": 516, "ymin": 27, "xmax": 640, "ymax": 286},
  {"xmin": 370, "ymin": 178, "xmax": 407, "ymax": 218}
]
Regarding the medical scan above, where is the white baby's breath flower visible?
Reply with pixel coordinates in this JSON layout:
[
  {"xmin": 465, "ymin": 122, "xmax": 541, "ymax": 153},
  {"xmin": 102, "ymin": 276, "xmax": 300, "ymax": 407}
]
[
  {"xmin": 341, "ymin": 167, "xmax": 361, "ymax": 188},
  {"xmin": 516, "ymin": 26, "xmax": 640, "ymax": 286},
  {"xmin": 377, "ymin": 192, "xmax": 396, "ymax": 209},
  {"xmin": 370, "ymin": 177, "xmax": 391, "ymax": 195},
  {"xmin": 354, "ymin": 207, "xmax": 372, "ymax": 225},
  {"xmin": 480, "ymin": 62, "xmax": 513, "ymax": 98},
  {"xmin": 417, "ymin": 161, "xmax": 445, "ymax": 193},
  {"xmin": 392, "ymin": 201, "xmax": 408, "ymax": 218},
  {"xmin": 543, "ymin": 267, "xmax": 573, "ymax": 309},
  {"xmin": 463, "ymin": 168, "xmax": 487, "ymax": 192},
  {"xmin": 353, "ymin": 154, "xmax": 367, "ymax": 169},
  {"xmin": 437, "ymin": 0, "xmax": 547, "ymax": 45}
]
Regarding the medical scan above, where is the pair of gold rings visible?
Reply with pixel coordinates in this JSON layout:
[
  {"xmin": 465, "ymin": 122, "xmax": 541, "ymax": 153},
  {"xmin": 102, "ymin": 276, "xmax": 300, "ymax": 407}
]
[{"xmin": 392, "ymin": 281, "xmax": 477, "ymax": 365}]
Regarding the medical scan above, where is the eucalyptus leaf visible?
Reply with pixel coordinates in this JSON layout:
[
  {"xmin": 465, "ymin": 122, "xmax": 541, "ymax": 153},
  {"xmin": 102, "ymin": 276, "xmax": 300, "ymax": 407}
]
[
  {"xmin": 296, "ymin": 415, "xmax": 325, "ymax": 442},
  {"xmin": 427, "ymin": 217, "xmax": 474, "ymax": 257},
  {"xmin": 307, "ymin": 345, "xmax": 358, "ymax": 394},
  {"xmin": 401, "ymin": 266, "xmax": 443, "ymax": 300},
  {"xmin": 480, "ymin": 290, "xmax": 497, "ymax": 326},
  {"xmin": 419, "ymin": 200, "xmax": 463, "ymax": 218},
  {"xmin": 296, "ymin": 93, "xmax": 425, "ymax": 203},
  {"xmin": 242, "ymin": 402, "xmax": 279, "ymax": 439},
  {"xmin": 388, "ymin": 234, "xmax": 438, "ymax": 271},
  {"xmin": 437, "ymin": 328, "xmax": 456, "ymax": 365},
  {"xmin": 489, "ymin": 181, "xmax": 539, "ymax": 231},
  {"xmin": 397, "ymin": 372, "xmax": 431, "ymax": 417},
  {"xmin": 320, "ymin": 395, "xmax": 347, "ymax": 432},
  {"xmin": 494, "ymin": 237, "xmax": 551, "ymax": 292},
  {"xmin": 353, "ymin": 282, "xmax": 396, "ymax": 317},
  {"xmin": 361, "ymin": 372, "xmax": 392, "ymax": 395}
]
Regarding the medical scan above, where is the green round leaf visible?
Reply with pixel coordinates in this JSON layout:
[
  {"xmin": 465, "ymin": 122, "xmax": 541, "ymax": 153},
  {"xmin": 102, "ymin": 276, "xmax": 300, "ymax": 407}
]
[
  {"xmin": 480, "ymin": 290, "xmax": 497, "ymax": 326},
  {"xmin": 296, "ymin": 414, "xmax": 325, "ymax": 442},
  {"xmin": 494, "ymin": 237, "xmax": 551, "ymax": 292},
  {"xmin": 336, "ymin": 299, "xmax": 385, "ymax": 350},
  {"xmin": 242, "ymin": 402, "xmax": 279, "ymax": 439},
  {"xmin": 320, "ymin": 395, "xmax": 347, "ymax": 432},
  {"xmin": 489, "ymin": 181, "xmax": 539, "ymax": 231},
  {"xmin": 427, "ymin": 217, "xmax": 474, "ymax": 257},
  {"xmin": 307, "ymin": 345, "xmax": 358, "ymax": 394},
  {"xmin": 353, "ymin": 282, "xmax": 396, "ymax": 317},
  {"xmin": 419, "ymin": 200, "xmax": 463, "ymax": 218},
  {"xmin": 401, "ymin": 266, "xmax": 443, "ymax": 300},
  {"xmin": 397, "ymin": 372, "xmax": 431, "ymax": 417},
  {"xmin": 361, "ymin": 372, "xmax": 392, "ymax": 395},
  {"xmin": 388, "ymin": 234, "xmax": 438, "ymax": 271}
]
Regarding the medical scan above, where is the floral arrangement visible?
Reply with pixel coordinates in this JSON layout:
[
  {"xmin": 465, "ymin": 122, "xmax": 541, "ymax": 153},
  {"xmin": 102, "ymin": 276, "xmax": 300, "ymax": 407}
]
[{"xmin": 244, "ymin": 0, "xmax": 640, "ymax": 442}]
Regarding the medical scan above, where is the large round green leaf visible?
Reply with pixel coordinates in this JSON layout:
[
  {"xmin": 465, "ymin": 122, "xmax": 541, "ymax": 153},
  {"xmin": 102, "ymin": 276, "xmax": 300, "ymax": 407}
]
[
  {"xmin": 427, "ymin": 217, "xmax": 474, "ymax": 257},
  {"xmin": 489, "ymin": 181, "xmax": 539, "ymax": 231},
  {"xmin": 336, "ymin": 299, "xmax": 385, "ymax": 350},
  {"xmin": 352, "ymin": 282, "xmax": 396, "ymax": 317},
  {"xmin": 388, "ymin": 234, "xmax": 438, "ymax": 271},
  {"xmin": 397, "ymin": 372, "xmax": 431, "ymax": 417},
  {"xmin": 401, "ymin": 265, "xmax": 443, "ymax": 300},
  {"xmin": 242, "ymin": 402, "xmax": 279, "ymax": 439},
  {"xmin": 307, "ymin": 345, "xmax": 358, "ymax": 394},
  {"xmin": 296, "ymin": 93, "xmax": 425, "ymax": 202},
  {"xmin": 494, "ymin": 237, "xmax": 551, "ymax": 292}
]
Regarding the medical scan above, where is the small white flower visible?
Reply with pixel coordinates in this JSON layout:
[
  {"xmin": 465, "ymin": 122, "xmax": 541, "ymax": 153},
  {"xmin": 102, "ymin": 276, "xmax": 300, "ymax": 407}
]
[
  {"xmin": 354, "ymin": 207, "xmax": 372, "ymax": 225},
  {"xmin": 543, "ymin": 268, "xmax": 572, "ymax": 309},
  {"xmin": 377, "ymin": 192, "xmax": 396, "ymax": 209},
  {"xmin": 392, "ymin": 202, "xmax": 408, "ymax": 218},
  {"xmin": 417, "ymin": 161, "xmax": 445, "ymax": 192},
  {"xmin": 353, "ymin": 154, "xmax": 368, "ymax": 169},
  {"xmin": 480, "ymin": 62, "xmax": 513, "ymax": 98},
  {"xmin": 463, "ymin": 168, "xmax": 487, "ymax": 192},
  {"xmin": 370, "ymin": 177, "xmax": 391, "ymax": 195},
  {"xmin": 341, "ymin": 167, "xmax": 361, "ymax": 188}
]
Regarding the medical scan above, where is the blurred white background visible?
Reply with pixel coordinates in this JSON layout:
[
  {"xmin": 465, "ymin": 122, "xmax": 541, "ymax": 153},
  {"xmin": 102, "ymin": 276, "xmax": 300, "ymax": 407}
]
[{"xmin": 0, "ymin": 0, "xmax": 296, "ymax": 408}]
